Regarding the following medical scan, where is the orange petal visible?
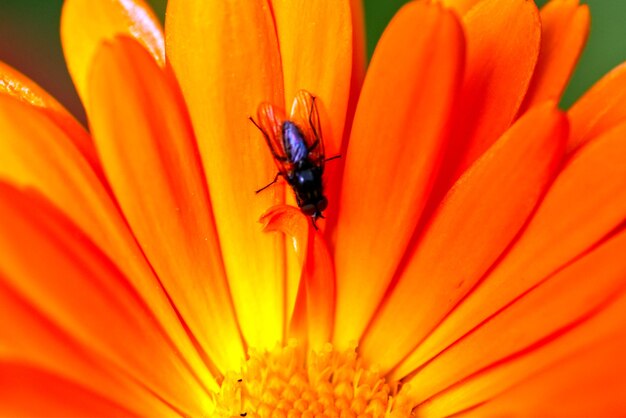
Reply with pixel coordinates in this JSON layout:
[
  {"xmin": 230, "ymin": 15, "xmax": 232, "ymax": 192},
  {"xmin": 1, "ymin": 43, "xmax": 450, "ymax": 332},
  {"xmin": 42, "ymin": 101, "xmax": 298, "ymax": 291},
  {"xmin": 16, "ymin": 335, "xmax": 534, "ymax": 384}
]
[
  {"xmin": 332, "ymin": 1, "xmax": 465, "ymax": 347},
  {"xmin": 403, "ymin": 227, "xmax": 626, "ymax": 415},
  {"xmin": 87, "ymin": 37, "xmax": 245, "ymax": 373},
  {"xmin": 323, "ymin": 0, "xmax": 367, "ymax": 241},
  {"xmin": 167, "ymin": 0, "xmax": 286, "ymax": 348},
  {"xmin": 0, "ymin": 61, "xmax": 101, "ymax": 179},
  {"xmin": 349, "ymin": 0, "xmax": 367, "ymax": 104},
  {"xmin": 398, "ymin": 119, "xmax": 626, "ymax": 381},
  {"xmin": 439, "ymin": 0, "xmax": 482, "ymax": 15},
  {"xmin": 519, "ymin": 0, "xmax": 590, "ymax": 114},
  {"xmin": 270, "ymin": 0, "xmax": 352, "ymax": 156},
  {"xmin": 442, "ymin": 0, "xmax": 541, "ymax": 184},
  {"xmin": 261, "ymin": 206, "xmax": 335, "ymax": 348},
  {"xmin": 61, "ymin": 0, "xmax": 164, "ymax": 105},
  {"xmin": 0, "ymin": 92, "xmax": 213, "ymax": 392},
  {"xmin": 465, "ymin": 330, "xmax": 626, "ymax": 416},
  {"xmin": 0, "ymin": 94, "xmax": 131, "ymax": 278},
  {"xmin": 361, "ymin": 103, "xmax": 567, "ymax": 373},
  {"xmin": 0, "ymin": 286, "xmax": 174, "ymax": 416},
  {"xmin": 0, "ymin": 288, "xmax": 172, "ymax": 416},
  {"xmin": 0, "ymin": 362, "xmax": 138, "ymax": 417},
  {"xmin": 0, "ymin": 184, "xmax": 213, "ymax": 415},
  {"xmin": 568, "ymin": 62, "xmax": 626, "ymax": 151}
]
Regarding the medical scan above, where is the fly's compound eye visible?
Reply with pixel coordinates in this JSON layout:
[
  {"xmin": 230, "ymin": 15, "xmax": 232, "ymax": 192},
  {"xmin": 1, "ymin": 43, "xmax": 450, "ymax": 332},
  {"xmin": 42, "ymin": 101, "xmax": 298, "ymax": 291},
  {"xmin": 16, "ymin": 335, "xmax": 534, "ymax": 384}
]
[
  {"xmin": 301, "ymin": 197, "xmax": 328, "ymax": 217},
  {"xmin": 301, "ymin": 204, "xmax": 317, "ymax": 216},
  {"xmin": 317, "ymin": 197, "xmax": 328, "ymax": 212}
]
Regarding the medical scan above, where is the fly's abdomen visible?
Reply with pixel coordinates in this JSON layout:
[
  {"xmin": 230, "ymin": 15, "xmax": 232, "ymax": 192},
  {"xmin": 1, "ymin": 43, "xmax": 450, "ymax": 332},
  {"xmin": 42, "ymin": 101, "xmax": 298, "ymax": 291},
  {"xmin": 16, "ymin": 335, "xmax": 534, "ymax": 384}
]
[{"xmin": 282, "ymin": 121, "xmax": 308, "ymax": 163}]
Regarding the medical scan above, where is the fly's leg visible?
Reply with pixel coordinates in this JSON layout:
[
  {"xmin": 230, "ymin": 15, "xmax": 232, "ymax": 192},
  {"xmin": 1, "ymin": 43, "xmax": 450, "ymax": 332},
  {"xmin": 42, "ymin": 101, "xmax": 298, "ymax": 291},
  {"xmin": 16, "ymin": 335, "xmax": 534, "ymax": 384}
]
[
  {"xmin": 311, "ymin": 216, "xmax": 319, "ymax": 230},
  {"xmin": 256, "ymin": 172, "xmax": 284, "ymax": 194}
]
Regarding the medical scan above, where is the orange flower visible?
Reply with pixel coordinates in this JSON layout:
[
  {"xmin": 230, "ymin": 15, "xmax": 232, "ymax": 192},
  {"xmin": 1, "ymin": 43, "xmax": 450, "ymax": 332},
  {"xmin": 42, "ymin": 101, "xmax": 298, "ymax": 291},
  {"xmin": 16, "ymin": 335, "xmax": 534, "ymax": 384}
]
[{"xmin": 1, "ymin": 0, "xmax": 626, "ymax": 415}]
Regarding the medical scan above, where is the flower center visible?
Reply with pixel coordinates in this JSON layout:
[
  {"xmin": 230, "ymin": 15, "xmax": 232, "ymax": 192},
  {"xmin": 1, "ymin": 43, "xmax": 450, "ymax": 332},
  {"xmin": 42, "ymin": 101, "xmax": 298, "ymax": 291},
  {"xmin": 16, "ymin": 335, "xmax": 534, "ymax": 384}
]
[{"xmin": 212, "ymin": 341, "xmax": 415, "ymax": 417}]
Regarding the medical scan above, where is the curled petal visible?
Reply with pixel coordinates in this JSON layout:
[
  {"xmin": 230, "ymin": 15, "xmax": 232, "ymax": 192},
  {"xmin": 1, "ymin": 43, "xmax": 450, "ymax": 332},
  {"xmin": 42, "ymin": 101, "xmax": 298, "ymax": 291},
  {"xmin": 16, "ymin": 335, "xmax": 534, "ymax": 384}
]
[{"xmin": 261, "ymin": 206, "xmax": 335, "ymax": 348}]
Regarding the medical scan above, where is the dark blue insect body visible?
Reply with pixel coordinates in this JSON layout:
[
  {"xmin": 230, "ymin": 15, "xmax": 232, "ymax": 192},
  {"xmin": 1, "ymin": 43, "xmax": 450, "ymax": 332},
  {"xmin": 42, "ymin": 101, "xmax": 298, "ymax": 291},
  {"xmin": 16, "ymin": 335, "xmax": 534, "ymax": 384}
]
[
  {"xmin": 250, "ymin": 91, "xmax": 337, "ymax": 228},
  {"xmin": 280, "ymin": 121, "xmax": 328, "ymax": 221}
]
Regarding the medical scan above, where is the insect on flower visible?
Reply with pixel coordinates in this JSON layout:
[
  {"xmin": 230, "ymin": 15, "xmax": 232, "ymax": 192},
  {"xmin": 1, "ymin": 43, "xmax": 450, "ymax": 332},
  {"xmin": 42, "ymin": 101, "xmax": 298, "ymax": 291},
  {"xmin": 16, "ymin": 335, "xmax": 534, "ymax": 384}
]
[{"xmin": 250, "ymin": 90, "xmax": 339, "ymax": 229}]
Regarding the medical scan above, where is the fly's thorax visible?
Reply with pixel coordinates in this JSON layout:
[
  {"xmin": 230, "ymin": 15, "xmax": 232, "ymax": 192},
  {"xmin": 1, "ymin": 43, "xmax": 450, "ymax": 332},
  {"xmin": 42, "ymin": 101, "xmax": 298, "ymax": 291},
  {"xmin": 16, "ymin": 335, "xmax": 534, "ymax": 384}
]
[
  {"xmin": 287, "ymin": 163, "xmax": 327, "ymax": 216},
  {"xmin": 288, "ymin": 163, "xmax": 323, "ymax": 192}
]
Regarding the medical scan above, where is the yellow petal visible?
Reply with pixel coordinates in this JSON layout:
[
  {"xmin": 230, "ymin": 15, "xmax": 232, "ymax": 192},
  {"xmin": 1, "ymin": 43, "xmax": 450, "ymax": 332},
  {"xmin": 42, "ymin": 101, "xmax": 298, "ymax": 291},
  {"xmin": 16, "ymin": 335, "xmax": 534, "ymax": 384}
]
[
  {"xmin": 167, "ymin": 0, "xmax": 286, "ymax": 348},
  {"xmin": 87, "ymin": 37, "xmax": 245, "ymax": 373},
  {"xmin": 270, "ymin": 0, "xmax": 352, "ymax": 156},
  {"xmin": 269, "ymin": 0, "xmax": 353, "ymax": 238}
]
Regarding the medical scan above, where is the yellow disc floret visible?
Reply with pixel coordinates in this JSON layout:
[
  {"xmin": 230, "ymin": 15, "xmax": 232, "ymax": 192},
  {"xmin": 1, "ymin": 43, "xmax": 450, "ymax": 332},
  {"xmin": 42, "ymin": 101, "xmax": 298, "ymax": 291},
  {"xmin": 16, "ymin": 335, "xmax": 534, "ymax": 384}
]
[{"xmin": 213, "ymin": 340, "xmax": 415, "ymax": 417}]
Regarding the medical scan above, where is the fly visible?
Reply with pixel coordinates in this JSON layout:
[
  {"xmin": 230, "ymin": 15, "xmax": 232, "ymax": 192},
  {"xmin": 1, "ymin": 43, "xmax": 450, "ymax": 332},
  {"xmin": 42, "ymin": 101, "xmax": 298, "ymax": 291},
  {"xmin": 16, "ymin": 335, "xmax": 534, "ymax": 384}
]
[{"xmin": 249, "ymin": 90, "xmax": 339, "ymax": 229}]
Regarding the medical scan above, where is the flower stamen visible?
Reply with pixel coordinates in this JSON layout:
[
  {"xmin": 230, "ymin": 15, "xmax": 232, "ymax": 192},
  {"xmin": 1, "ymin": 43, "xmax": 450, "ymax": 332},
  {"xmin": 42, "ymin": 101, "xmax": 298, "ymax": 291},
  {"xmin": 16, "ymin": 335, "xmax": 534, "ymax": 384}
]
[{"xmin": 213, "ymin": 341, "xmax": 415, "ymax": 417}]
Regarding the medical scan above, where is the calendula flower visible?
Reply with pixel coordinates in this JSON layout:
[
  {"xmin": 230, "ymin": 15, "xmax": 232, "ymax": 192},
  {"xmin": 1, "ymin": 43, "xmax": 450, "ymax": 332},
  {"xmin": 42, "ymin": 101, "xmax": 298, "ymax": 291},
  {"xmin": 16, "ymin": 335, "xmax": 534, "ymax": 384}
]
[{"xmin": 1, "ymin": 0, "xmax": 626, "ymax": 415}]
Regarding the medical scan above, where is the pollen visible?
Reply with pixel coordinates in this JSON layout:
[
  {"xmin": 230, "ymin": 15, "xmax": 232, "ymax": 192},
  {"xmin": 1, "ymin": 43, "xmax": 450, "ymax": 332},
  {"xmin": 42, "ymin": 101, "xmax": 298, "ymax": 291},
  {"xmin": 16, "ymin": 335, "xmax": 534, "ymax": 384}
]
[{"xmin": 212, "ymin": 340, "xmax": 415, "ymax": 417}]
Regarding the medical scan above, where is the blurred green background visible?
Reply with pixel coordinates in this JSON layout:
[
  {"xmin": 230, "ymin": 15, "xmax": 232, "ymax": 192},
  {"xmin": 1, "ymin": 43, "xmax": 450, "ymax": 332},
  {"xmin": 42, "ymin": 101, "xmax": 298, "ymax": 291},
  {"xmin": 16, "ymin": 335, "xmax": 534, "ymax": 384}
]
[{"xmin": 1, "ymin": 0, "xmax": 625, "ymax": 123}]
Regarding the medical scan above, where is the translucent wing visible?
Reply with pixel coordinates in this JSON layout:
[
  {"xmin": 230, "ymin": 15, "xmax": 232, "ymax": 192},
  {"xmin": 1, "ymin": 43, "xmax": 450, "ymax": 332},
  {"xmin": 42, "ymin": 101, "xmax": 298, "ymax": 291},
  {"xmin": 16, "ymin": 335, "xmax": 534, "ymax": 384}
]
[
  {"xmin": 255, "ymin": 102, "xmax": 293, "ymax": 175},
  {"xmin": 290, "ymin": 90, "xmax": 325, "ymax": 167}
]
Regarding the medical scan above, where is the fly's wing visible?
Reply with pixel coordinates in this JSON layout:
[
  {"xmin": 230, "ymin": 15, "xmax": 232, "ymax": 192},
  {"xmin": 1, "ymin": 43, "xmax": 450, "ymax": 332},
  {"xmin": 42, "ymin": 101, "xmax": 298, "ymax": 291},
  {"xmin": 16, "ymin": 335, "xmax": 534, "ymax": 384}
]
[
  {"xmin": 256, "ymin": 102, "xmax": 292, "ymax": 175},
  {"xmin": 290, "ymin": 90, "xmax": 325, "ymax": 168}
]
